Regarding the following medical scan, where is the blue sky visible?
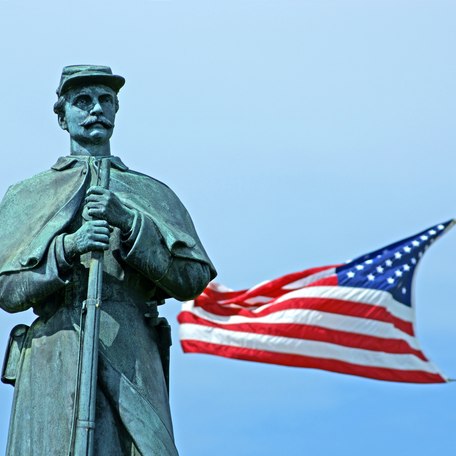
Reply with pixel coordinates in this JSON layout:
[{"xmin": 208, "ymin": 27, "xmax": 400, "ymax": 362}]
[{"xmin": 0, "ymin": 1, "xmax": 455, "ymax": 454}]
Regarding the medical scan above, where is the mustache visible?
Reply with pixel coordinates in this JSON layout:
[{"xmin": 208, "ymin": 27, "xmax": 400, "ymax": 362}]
[{"xmin": 79, "ymin": 116, "xmax": 114, "ymax": 128}]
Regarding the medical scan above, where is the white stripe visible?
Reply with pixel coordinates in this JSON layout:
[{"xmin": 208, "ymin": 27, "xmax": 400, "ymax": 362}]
[
  {"xmin": 282, "ymin": 268, "xmax": 336, "ymax": 290},
  {"xmin": 244, "ymin": 296, "xmax": 273, "ymax": 305},
  {"xmin": 273, "ymin": 286, "xmax": 413, "ymax": 323},
  {"xmin": 179, "ymin": 324, "xmax": 438, "ymax": 374},
  {"xmin": 183, "ymin": 305, "xmax": 420, "ymax": 350}
]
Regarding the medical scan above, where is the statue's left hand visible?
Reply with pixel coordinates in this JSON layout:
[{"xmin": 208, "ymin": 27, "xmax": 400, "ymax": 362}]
[{"xmin": 85, "ymin": 186, "xmax": 135, "ymax": 233}]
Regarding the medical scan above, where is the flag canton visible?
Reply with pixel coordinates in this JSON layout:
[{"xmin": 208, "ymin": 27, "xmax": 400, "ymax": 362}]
[{"xmin": 336, "ymin": 221, "xmax": 453, "ymax": 307}]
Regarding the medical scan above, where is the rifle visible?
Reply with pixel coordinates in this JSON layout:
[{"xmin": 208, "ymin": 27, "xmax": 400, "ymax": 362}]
[{"xmin": 70, "ymin": 158, "xmax": 111, "ymax": 456}]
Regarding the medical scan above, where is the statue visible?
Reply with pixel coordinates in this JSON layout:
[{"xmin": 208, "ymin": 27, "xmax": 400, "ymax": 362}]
[{"xmin": 0, "ymin": 65, "xmax": 216, "ymax": 455}]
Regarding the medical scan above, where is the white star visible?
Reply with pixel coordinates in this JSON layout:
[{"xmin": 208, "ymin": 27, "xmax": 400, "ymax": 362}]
[
  {"xmin": 356, "ymin": 265, "xmax": 364, "ymax": 270},
  {"xmin": 412, "ymin": 240, "xmax": 420, "ymax": 247},
  {"xmin": 402, "ymin": 287, "xmax": 407, "ymax": 294},
  {"xmin": 418, "ymin": 251, "xmax": 423, "ymax": 257},
  {"xmin": 386, "ymin": 259, "xmax": 393, "ymax": 267},
  {"xmin": 387, "ymin": 277, "xmax": 394, "ymax": 284},
  {"xmin": 395, "ymin": 270, "xmax": 403, "ymax": 277},
  {"xmin": 367, "ymin": 274, "xmax": 375, "ymax": 281},
  {"xmin": 347, "ymin": 271, "xmax": 355, "ymax": 278},
  {"xmin": 411, "ymin": 258, "xmax": 417, "ymax": 264},
  {"xmin": 429, "ymin": 230, "xmax": 437, "ymax": 235},
  {"xmin": 420, "ymin": 235, "xmax": 428, "ymax": 241},
  {"xmin": 365, "ymin": 259, "xmax": 373, "ymax": 264},
  {"xmin": 403, "ymin": 264, "xmax": 410, "ymax": 271},
  {"xmin": 438, "ymin": 224, "xmax": 445, "ymax": 230},
  {"xmin": 395, "ymin": 252, "xmax": 402, "ymax": 259},
  {"xmin": 376, "ymin": 266, "xmax": 384, "ymax": 273},
  {"xmin": 403, "ymin": 246, "xmax": 411, "ymax": 253}
]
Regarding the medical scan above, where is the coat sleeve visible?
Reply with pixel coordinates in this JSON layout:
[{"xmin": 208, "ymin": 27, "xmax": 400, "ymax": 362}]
[
  {"xmin": 120, "ymin": 211, "xmax": 212, "ymax": 301},
  {"xmin": 0, "ymin": 235, "xmax": 71, "ymax": 313}
]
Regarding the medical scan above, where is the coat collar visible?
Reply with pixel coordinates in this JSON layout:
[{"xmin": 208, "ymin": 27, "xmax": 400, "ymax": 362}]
[{"xmin": 51, "ymin": 155, "xmax": 129, "ymax": 172}]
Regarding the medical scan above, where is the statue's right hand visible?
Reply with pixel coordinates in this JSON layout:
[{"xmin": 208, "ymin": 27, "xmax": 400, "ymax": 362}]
[{"xmin": 63, "ymin": 220, "xmax": 111, "ymax": 259}]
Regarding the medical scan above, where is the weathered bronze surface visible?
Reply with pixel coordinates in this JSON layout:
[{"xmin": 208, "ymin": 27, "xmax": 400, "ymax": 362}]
[{"xmin": 0, "ymin": 65, "xmax": 216, "ymax": 455}]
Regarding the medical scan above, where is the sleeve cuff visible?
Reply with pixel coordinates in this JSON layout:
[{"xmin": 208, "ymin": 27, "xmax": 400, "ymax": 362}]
[
  {"xmin": 55, "ymin": 234, "xmax": 73, "ymax": 275},
  {"xmin": 121, "ymin": 209, "xmax": 140, "ymax": 247},
  {"xmin": 122, "ymin": 212, "xmax": 173, "ymax": 282}
]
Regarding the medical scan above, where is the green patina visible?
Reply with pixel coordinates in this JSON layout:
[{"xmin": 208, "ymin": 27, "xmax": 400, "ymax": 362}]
[{"xmin": 0, "ymin": 65, "xmax": 216, "ymax": 456}]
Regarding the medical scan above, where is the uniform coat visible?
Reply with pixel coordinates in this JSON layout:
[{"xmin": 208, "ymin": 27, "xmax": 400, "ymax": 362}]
[{"xmin": 0, "ymin": 156, "xmax": 216, "ymax": 455}]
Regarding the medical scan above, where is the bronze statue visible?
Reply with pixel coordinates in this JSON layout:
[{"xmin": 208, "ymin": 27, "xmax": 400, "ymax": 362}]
[{"xmin": 0, "ymin": 65, "xmax": 216, "ymax": 455}]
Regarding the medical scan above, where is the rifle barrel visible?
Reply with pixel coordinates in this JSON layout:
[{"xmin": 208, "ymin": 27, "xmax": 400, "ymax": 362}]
[{"xmin": 71, "ymin": 158, "xmax": 110, "ymax": 456}]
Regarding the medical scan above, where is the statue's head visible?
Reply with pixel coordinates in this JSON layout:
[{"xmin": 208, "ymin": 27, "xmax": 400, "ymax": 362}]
[{"xmin": 54, "ymin": 65, "xmax": 125, "ymax": 146}]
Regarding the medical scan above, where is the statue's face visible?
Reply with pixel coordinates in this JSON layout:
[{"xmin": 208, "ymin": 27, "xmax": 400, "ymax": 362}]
[{"xmin": 60, "ymin": 84, "xmax": 117, "ymax": 146}]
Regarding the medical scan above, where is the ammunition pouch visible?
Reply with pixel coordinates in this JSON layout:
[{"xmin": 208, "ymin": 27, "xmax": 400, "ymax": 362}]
[{"xmin": 1, "ymin": 324, "xmax": 30, "ymax": 386}]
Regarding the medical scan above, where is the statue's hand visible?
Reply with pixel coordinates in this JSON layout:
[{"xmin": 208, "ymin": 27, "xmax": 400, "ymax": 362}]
[
  {"xmin": 63, "ymin": 220, "xmax": 111, "ymax": 259},
  {"xmin": 85, "ymin": 186, "xmax": 135, "ymax": 233}
]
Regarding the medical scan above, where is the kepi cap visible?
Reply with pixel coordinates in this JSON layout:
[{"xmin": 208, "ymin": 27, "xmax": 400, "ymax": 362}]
[{"xmin": 57, "ymin": 65, "xmax": 125, "ymax": 96}]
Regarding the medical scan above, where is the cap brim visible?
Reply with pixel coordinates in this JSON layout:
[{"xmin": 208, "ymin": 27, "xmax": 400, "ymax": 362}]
[{"xmin": 59, "ymin": 73, "xmax": 125, "ymax": 95}]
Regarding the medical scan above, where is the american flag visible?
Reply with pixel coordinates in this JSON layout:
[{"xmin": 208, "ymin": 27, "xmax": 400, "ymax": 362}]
[{"xmin": 179, "ymin": 221, "xmax": 454, "ymax": 383}]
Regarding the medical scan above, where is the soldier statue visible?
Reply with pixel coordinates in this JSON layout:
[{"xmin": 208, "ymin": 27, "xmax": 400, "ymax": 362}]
[{"xmin": 0, "ymin": 65, "xmax": 216, "ymax": 455}]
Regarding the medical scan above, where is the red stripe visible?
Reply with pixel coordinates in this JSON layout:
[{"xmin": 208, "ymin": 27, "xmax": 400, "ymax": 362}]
[
  {"xmin": 305, "ymin": 275, "xmax": 338, "ymax": 287},
  {"xmin": 234, "ymin": 265, "xmax": 337, "ymax": 297},
  {"xmin": 181, "ymin": 340, "xmax": 446, "ymax": 384},
  {"xmin": 200, "ymin": 265, "xmax": 337, "ymax": 303},
  {"xmin": 194, "ymin": 296, "xmax": 414, "ymax": 336},
  {"xmin": 198, "ymin": 293, "xmax": 270, "ymax": 309},
  {"xmin": 178, "ymin": 311, "xmax": 426, "ymax": 360},
  {"xmin": 202, "ymin": 288, "xmax": 247, "ymax": 301}
]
